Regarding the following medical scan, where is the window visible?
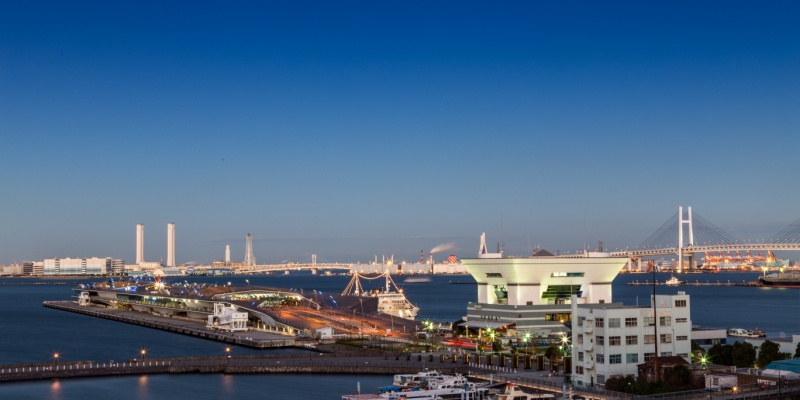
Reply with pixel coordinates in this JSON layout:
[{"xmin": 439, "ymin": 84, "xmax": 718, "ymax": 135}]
[
  {"xmin": 610, "ymin": 354, "xmax": 622, "ymax": 364},
  {"xmin": 577, "ymin": 334, "xmax": 584, "ymax": 344},
  {"xmin": 577, "ymin": 317, "xmax": 585, "ymax": 327},
  {"xmin": 596, "ymin": 354, "xmax": 605, "ymax": 364},
  {"xmin": 644, "ymin": 334, "xmax": 656, "ymax": 344},
  {"xmin": 597, "ymin": 374, "xmax": 606, "ymax": 384},
  {"xmin": 676, "ymin": 317, "xmax": 688, "ymax": 323},
  {"xmin": 596, "ymin": 318, "xmax": 604, "ymax": 328},
  {"xmin": 626, "ymin": 353, "xmax": 639, "ymax": 363},
  {"xmin": 660, "ymin": 334, "xmax": 672, "ymax": 344},
  {"xmin": 578, "ymin": 352, "xmax": 584, "ymax": 361},
  {"xmin": 676, "ymin": 335, "xmax": 688, "ymax": 341},
  {"xmin": 526, "ymin": 301, "xmax": 533, "ymax": 305},
  {"xmin": 675, "ymin": 300, "xmax": 687, "ymax": 307},
  {"xmin": 677, "ymin": 353, "xmax": 689, "ymax": 358},
  {"xmin": 609, "ymin": 336, "xmax": 621, "ymax": 346},
  {"xmin": 661, "ymin": 351, "xmax": 673, "ymax": 356},
  {"xmin": 551, "ymin": 272, "xmax": 585, "ymax": 277},
  {"xmin": 596, "ymin": 336, "xmax": 605, "ymax": 346},
  {"xmin": 644, "ymin": 352, "xmax": 655, "ymax": 362},
  {"xmin": 660, "ymin": 316, "xmax": 671, "ymax": 326},
  {"xmin": 608, "ymin": 318, "xmax": 621, "ymax": 328},
  {"xmin": 486, "ymin": 273, "xmax": 502, "ymax": 277},
  {"xmin": 576, "ymin": 366, "xmax": 584, "ymax": 374},
  {"xmin": 545, "ymin": 313, "xmax": 572, "ymax": 322},
  {"xmin": 626, "ymin": 335, "xmax": 638, "ymax": 345},
  {"xmin": 625, "ymin": 318, "xmax": 638, "ymax": 327},
  {"xmin": 644, "ymin": 317, "xmax": 655, "ymax": 326}
]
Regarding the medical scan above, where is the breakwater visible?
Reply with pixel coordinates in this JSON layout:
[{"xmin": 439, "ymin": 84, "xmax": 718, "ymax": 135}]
[{"xmin": 0, "ymin": 355, "xmax": 471, "ymax": 383}]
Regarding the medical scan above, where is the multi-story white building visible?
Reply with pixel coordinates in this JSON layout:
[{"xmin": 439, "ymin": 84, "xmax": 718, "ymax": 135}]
[
  {"xmin": 570, "ymin": 292, "xmax": 692, "ymax": 388},
  {"xmin": 43, "ymin": 257, "xmax": 113, "ymax": 275}
]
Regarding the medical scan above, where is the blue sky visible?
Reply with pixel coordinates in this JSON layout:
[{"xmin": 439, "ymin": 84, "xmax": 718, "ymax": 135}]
[{"xmin": 1, "ymin": 2, "xmax": 799, "ymax": 264}]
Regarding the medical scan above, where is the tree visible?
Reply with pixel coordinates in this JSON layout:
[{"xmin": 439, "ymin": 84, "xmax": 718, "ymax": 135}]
[
  {"xmin": 707, "ymin": 343, "xmax": 734, "ymax": 366},
  {"xmin": 795, "ymin": 342, "xmax": 800, "ymax": 359},
  {"xmin": 492, "ymin": 340, "xmax": 503, "ymax": 352},
  {"xmin": 452, "ymin": 319, "xmax": 467, "ymax": 336},
  {"xmin": 732, "ymin": 342, "xmax": 757, "ymax": 368},
  {"xmin": 663, "ymin": 364, "xmax": 692, "ymax": 388},
  {"xmin": 757, "ymin": 340, "xmax": 782, "ymax": 368},
  {"xmin": 605, "ymin": 375, "xmax": 636, "ymax": 392}
]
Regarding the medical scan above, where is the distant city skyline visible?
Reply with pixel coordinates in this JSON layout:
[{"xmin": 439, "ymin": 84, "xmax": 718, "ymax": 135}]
[{"xmin": 1, "ymin": 2, "xmax": 799, "ymax": 264}]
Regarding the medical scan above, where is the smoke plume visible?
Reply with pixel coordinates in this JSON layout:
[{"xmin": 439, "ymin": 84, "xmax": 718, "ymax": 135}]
[{"xmin": 430, "ymin": 242, "xmax": 457, "ymax": 254}]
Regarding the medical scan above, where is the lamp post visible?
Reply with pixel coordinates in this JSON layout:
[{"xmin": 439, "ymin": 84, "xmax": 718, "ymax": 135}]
[
  {"xmin": 53, "ymin": 352, "xmax": 60, "ymax": 365},
  {"xmin": 523, "ymin": 332, "xmax": 531, "ymax": 355},
  {"xmin": 141, "ymin": 349, "xmax": 147, "ymax": 360},
  {"xmin": 225, "ymin": 347, "xmax": 231, "ymax": 364}
]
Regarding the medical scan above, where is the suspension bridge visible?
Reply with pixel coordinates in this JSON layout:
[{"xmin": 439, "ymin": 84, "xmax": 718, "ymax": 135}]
[{"xmin": 610, "ymin": 206, "xmax": 800, "ymax": 271}]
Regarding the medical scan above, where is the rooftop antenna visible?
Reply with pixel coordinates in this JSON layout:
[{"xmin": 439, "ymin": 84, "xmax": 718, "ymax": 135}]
[
  {"xmin": 583, "ymin": 214, "xmax": 587, "ymax": 254},
  {"xmin": 500, "ymin": 214, "xmax": 504, "ymax": 256}
]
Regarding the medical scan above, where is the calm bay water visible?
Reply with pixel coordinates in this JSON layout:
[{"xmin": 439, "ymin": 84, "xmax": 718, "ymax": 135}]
[{"xmin": 0, "ymin": 271, "xmax": 798, "ymax": 399}]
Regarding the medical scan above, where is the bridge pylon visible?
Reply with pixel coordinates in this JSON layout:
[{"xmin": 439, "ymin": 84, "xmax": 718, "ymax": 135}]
[{"xmin": 678, "ymin": 206, "xmax": 694, "ymax": 271}]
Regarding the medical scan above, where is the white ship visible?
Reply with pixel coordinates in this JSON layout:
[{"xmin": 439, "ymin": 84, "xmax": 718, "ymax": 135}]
[
  {"xmin": 344, "ymin": 372, "xmax": 483, "ymax": 399},
  {"xmin": 342, "ymin": 271, "xmax": 420, "ymax": 320}
]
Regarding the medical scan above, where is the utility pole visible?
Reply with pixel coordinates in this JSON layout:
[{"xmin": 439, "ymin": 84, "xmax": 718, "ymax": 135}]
[{"xmin": 653, "ymin": 267, "xmax": 659, "ymax": 383}]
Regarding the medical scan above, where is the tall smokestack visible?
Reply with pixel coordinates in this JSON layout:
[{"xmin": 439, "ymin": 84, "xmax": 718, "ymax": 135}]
[
  {"xmin": 136, "ymin": 224, "xmax": 144, "ymax": 264},
  {"xmin": 225, "ymin": 245, "xmax": 230, "ymax": 263},
  {"xmin": 167, "ymin": 223, "xmax": 175, "ymax": 267}
]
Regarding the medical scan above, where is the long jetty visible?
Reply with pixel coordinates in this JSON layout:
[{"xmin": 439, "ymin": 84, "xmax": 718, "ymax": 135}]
[
  {"xmin": 0, "ymin": 354, "xmax": 474, "ymax": 384},
  {"xmin": 43, "ymin": 301, "xmax": 296, "ymax": 349},
  {"xmin": 627, "ymin": 280, "xmax": 759, "ymax": 286}
]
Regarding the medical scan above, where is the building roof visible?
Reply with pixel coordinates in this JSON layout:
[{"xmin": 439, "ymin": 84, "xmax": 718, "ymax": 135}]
[{"xmin": 764, "ymin": 359, "xmax": 800, "ymax": 375}]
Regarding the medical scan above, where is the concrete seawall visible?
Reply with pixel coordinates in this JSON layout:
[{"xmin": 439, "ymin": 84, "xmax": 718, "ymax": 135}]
[{"xmin": 0, "ymin": 356, "xmax": 471, "ymax": 383}]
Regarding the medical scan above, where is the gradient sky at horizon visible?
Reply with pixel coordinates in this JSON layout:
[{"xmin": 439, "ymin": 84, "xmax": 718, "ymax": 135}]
[{"xmin": 2, "ymin": 1, "xmax": 799, "ymax": 264}]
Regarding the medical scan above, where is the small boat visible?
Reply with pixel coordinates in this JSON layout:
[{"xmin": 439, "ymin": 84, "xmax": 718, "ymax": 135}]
[
  {"xmin": 664, "ymin": 275, "xmax": 685, "ymax": 286},
  {"xmin": 404, "ymin": 277, "xmax": 432, "ymax": 284},
  {"xmin": 344, "ymin": 372, "xmax": 480, "ymax": 399},
  {"xmin": 727, "ymin": 328, "xmax": 761, "ymax": 338},
  {"xmin": 492, "ymin": 383, "xmax": 555, "ymax": 400}
]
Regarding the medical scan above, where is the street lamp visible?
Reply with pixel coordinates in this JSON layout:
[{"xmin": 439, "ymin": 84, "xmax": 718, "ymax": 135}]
[
  {"xmin": 141, "ymin": 349, "xmax": 147, "ymax": 359},
  {"xmin": 225, "ymin": 347, "xmax": 231, "ymax": 364},
  {"xmin": 523, "ymin": 332, "xmax": 531, "ymax": 355},
  {"xmin": 53, "ymin": 352, "xmax": 60, "ymax": 364}
]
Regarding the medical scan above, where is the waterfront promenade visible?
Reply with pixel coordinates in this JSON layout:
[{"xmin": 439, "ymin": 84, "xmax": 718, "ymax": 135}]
[{"xmin": 3, "ymin": 353, "xmax": 800, "ymax": 400}]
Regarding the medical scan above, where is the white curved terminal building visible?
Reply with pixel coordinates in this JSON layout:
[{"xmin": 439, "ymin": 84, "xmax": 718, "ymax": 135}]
[{"xmin": 460, "ymin": 233, "xmax": 628, "ymax": 335}]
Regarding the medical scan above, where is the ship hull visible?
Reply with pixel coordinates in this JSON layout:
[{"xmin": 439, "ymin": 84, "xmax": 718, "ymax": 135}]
[{"xmin": 758, "ymin": 277, "xmax": 800, "ymax": 288}]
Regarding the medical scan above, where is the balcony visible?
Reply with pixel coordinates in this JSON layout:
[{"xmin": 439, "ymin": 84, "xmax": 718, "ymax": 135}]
[
  {"xmin": 583, "ymin": 342, "xmax": 593, "ymax": 352},
  {"xmin": 584, "ymin": 359, "xmax": 594, "ymax": 369},
  {"xmin": 584, "ymin": 323, "xmax": 593, "ymax": 334}
]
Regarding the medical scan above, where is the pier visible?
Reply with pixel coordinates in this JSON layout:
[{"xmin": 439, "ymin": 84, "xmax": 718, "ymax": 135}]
[
  {"xmin": 627, "ymin": 280, "xmax": 760, "ymax": 286},
  {"xmin": 43, "ymin": 301, "xmax": 296, "ymax": 349}
]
